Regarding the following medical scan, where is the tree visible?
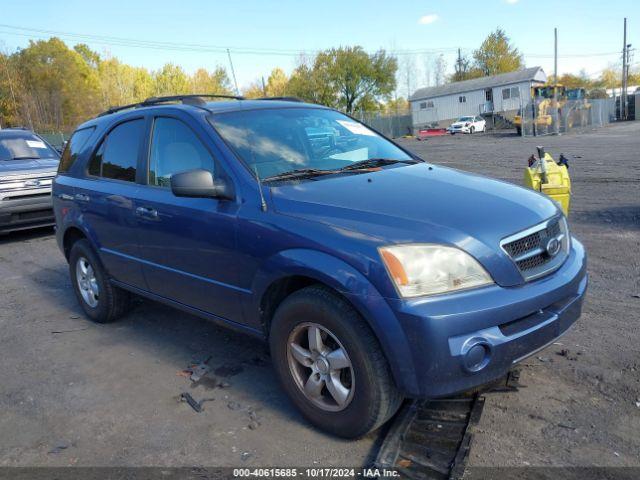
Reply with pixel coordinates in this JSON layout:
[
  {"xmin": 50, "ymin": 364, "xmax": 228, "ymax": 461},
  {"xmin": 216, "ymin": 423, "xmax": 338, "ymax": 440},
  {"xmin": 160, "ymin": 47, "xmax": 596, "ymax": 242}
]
[
  {"xmin": 450, "ymin": 51, "xmax": 484, "ymax": 82},
  {"xmin": 473, "ymin": 28, "xmax": 523, "ymax": 76},
  {"xmin": 153, "ymin": 63, "xmax": 189, "ymax": 96},
  {"xmin": 12, "ymin": 38, "xmax": 101, "ymax": 131},
  {"xmin": 98, "ymin": 57, "xmax": 154, "ymax": 107},
  {"xmin": 265, "ymin": 67, "xmax": 288, "ymax": 97},
  {"xmin": 596, "ymin": 68, "xmax": 620, "ymax": 89},
  {"xmin": 433, "ymin": 54, "xmax": 447, "ymax": 86},
  {"xmin": 74, "ymin": 44, "xmax": 100, "ymax": 69},
  {"xmin": 190, "ymin": 67, "xmax": 232, "ymax": 95},
  {"xmin": 313, "ymin": 46, "xmax": 397, "ymax": 113},
  {"xmin": 242, "ymin": 80, "xmax": 265, "ymax": 98},
  {"xmin": 382, "ymin": 96, "xmax": 409, "ymax": 114},
  {"xmin": 0, "ymin": 52, "xmax": 21, "ymax": 127}
]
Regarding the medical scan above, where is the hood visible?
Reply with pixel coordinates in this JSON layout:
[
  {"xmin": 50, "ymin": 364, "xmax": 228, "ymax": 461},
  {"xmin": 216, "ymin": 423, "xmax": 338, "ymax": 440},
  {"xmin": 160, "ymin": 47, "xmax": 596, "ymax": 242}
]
[
  {"xmin": 270, "ymin": 163, "xmax": 559, "ymax": 285},
  {"xmin": 0, "ymin": 158, "xmax": 60, "ymax": 176}
]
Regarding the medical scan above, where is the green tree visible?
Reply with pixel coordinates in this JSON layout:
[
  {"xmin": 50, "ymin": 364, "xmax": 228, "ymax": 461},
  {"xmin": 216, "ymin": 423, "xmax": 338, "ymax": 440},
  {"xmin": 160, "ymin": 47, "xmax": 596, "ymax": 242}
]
[
  {"xmin": 287, "ymin": 62, "xmax": 335, "ymax": 106},
  {"xmin": 189, "ymin": 67, "xmax": 232, "ymax": 95},
  {"xmin": 595, "ymin": 68, "xmax": 620, "ymax": 89},
  {"xmin": 319, "ymin": 47, "xmax": 397, "ymax": 113},
  {"xmin": 242, "ymin": 80, "xmax": 265, "ymax": 98},
  {"xmin": 74, "ymin": 43, "xmax": 101, "ymax": 69},
  {"xmin": 473, "ymin": 28, "xmax": 523, "ymax": 76},
  {"xmin": 0, "ymin": 52, "xmax": 21, "ymax": 127},
  {"xmin": 13, "ymin": 38, "xmax": 101, "ymax": 131},
  {"xmin": 265, "ymin": 67, "xmax": 288, "ymax": 97},
  {"xmin": 450, "ymin": 52, "xmax": 484, "ymax": 82},
  {"xmin": 98, "ymin": 57, "xmax": 154, "ymax": 107},
  {"xmin": 153, "ymin": 63, "xmax": 189, "ymax": 96}
]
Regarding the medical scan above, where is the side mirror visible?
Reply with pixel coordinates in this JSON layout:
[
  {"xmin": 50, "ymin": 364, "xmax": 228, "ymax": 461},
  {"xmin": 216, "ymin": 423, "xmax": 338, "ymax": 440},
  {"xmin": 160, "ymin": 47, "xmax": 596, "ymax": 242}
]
[{"xmin": 170, "ymin": 169, "xmax": 233, "ymax": 200}]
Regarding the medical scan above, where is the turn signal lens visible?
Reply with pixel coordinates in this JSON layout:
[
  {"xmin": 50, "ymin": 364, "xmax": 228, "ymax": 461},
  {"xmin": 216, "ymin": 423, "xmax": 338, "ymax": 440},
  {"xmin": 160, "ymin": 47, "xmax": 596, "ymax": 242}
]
[{"xmin": 379, "ymin": 244, "xmax": 494, "ymax": 297}]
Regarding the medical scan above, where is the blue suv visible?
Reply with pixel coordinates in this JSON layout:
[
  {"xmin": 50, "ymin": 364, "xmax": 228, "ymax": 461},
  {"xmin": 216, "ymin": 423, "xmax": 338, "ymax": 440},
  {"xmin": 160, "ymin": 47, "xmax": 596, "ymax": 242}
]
[{"xmin": 53, "ymin": 95, "xmax": 587, "ymax": 438}]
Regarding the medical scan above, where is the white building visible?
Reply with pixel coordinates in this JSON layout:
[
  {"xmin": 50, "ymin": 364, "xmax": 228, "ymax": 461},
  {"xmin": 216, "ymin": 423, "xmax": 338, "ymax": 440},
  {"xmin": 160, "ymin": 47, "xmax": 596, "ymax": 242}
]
[{"xmin": 409, "ymin": 66, "xmax": 547, "ymax": 129}]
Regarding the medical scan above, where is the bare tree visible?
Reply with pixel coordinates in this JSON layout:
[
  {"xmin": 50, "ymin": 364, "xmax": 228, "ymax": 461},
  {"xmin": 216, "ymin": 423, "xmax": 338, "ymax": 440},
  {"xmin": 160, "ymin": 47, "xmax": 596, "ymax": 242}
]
[{"xmin": 434, "ymin": 54, "xmax": 447, "ymax": 86}]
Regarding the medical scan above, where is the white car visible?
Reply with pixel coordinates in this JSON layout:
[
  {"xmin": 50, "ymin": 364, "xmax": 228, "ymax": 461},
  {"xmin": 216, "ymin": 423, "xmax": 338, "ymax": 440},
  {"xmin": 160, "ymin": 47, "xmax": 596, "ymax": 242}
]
[{"xmin": 448, "ymin": 116, "xmax": 486, "ymax": 134}]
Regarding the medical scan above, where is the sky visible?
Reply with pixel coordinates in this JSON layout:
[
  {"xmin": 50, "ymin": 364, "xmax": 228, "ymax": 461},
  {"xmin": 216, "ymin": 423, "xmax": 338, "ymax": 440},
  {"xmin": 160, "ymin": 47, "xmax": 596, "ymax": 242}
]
[{"xmin": 0, "ymin": 0, "xmax": 637, "ymax": 96}]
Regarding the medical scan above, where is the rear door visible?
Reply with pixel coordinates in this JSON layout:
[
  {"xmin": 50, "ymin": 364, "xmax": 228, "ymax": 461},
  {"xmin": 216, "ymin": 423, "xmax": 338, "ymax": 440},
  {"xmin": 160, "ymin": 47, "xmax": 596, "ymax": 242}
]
[
  {"xmin": 74, "ymin": 118, "xmax": 147, "ymax": 288},
  {"xmin": 133, "ymin": 114, "xmax": 244, "ymax": 323}
]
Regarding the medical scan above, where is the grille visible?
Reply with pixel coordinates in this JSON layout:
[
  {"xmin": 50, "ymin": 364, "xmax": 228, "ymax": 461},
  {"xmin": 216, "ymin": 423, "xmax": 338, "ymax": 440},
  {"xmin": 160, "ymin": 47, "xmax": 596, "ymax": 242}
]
[{"xmin": 501, "ymin": 217, "xmax": 569, "ymax": 281}]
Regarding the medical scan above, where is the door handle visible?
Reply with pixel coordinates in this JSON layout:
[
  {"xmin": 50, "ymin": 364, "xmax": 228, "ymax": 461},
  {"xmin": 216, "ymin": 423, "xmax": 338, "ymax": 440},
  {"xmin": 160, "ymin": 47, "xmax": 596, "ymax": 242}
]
[
  {"xmin": 75, "ymin": 193, "xmax": 90, "ymax": 202},
  {"xmin": 135, "ymin": 206, "xmax": 159, "ymax": 219},
  {"xmin": 58, "ymin": 193, "xmax": 74, "ymax": 201}
]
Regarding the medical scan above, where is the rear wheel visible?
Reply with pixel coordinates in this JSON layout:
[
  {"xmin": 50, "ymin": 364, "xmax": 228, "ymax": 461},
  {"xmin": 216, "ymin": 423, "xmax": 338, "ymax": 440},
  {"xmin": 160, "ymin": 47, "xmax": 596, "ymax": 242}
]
[
  {"xmin": 69, "ymin": 239, "xmax": 130, "ymax": 323},
  {"xmin": 269, "ymin": 285, "xmax": 403, "ymax": 438}
]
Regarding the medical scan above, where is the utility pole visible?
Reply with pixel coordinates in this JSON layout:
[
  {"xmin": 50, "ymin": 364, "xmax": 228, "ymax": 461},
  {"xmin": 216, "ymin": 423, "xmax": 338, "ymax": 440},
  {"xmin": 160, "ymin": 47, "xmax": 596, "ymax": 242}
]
[
  {"xmin": 621, "ymin": 18, "xmax": 628, "ymax": 120},
  {"xmin": 456, "ymin": 48, "xmax": 462, "ymax": 80},
  {"xmin": 227, "ymin": 48, "xmax": 240, "ymax": 96},
  {"xmin": 553, "ymin": 27, "xmax": 559, "ymax": 134},
  {"xmin": 261, "ymin": 76, "xmax": 267, "ymax": 96}
]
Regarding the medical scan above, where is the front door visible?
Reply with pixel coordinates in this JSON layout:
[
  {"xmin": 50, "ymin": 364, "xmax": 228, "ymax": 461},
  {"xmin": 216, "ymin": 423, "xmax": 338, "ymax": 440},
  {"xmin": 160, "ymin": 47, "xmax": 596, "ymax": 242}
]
[{"xmin": 133, "ymin": 115, "xmax": 244, "ymax": 323}]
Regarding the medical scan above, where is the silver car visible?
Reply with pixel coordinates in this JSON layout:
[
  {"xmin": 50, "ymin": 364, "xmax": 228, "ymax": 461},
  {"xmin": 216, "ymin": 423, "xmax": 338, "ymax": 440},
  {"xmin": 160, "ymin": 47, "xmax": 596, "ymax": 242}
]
[{"xmin": 0, "ymin": 128, "xmax": 61, "ymax": 234}]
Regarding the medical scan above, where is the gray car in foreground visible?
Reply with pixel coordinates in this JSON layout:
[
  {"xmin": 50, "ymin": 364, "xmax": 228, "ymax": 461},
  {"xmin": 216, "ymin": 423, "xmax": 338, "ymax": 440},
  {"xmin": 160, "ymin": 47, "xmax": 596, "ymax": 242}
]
[{"xmin": 0, "ymin": 128, "xmax": 61, "ymax": 234}]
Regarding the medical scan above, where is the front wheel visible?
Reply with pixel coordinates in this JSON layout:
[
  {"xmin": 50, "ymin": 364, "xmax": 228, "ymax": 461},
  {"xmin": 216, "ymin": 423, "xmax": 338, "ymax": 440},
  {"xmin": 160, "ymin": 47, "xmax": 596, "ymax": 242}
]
[
  {"xmin": 269, "ymin": 286, "xmax": 403, "ymax": 438},
  {"xmin": 470, "ymin": 126, "xmax": 475, "ymax": 134}
]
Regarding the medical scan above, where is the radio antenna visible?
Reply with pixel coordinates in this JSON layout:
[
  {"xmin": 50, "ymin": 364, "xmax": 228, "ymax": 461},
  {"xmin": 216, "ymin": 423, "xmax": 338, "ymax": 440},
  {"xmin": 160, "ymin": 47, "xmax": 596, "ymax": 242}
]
[{"xmin": 253, "ymin": 167, "xmax": 268, "ymax": 212}]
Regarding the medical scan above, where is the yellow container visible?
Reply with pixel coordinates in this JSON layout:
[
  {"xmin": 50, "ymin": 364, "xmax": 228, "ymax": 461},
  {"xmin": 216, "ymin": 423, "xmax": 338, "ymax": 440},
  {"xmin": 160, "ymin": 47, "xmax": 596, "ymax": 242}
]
[{"xmin": 524, "ymin": 153, "xmax": 571, "ymax": 215}]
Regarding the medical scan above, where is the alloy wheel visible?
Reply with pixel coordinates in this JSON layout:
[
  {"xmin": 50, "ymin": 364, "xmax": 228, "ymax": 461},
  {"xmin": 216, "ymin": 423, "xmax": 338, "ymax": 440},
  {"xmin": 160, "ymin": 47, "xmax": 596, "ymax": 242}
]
[
  {"xmin": 76, "ymin": 257, "xmax": 99, "ymax": 308},
  {"xmin": 287, "ymin": 322, "xmax": 355, "ymax": 412}
]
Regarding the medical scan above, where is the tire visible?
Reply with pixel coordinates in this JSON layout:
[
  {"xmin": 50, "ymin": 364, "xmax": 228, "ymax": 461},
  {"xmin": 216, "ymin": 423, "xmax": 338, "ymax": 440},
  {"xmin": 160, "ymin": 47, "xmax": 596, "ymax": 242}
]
[
  {"xmin": 470, "ymin": 126, "xmax": 475, "ymax": 134},
  {"xmin": 69, "ymin": 239, "xmax": 130, "ymax": 323},
  {"xmin": 269, "ymin": 285, "xmax": 403, "ymax": 438}
]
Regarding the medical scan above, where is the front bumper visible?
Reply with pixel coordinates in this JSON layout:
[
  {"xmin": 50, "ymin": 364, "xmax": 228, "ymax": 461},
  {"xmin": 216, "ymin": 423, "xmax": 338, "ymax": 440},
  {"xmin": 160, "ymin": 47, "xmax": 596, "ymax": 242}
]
[
  {"xmin": 386, "ymin": 237, "xmax": 587, "ymax": 397},
  {"xmin": 0, "ymin": 192, "xmax": 54, "ymax": 233}
]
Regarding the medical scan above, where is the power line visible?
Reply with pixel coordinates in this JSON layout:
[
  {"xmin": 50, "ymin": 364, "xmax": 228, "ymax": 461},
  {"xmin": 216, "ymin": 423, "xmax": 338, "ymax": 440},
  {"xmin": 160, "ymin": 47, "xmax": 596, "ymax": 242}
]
[{"xmin": 0, "ymin": 23, "xmax": 624, "ymax": 60}]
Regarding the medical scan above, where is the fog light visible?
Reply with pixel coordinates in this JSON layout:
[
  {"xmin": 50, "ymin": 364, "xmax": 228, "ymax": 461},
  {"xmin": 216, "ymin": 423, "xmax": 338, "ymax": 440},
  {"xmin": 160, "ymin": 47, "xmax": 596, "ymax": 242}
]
[{"xmin": 463, "ymin": 342, "xmax": 491, "ymax": 372}]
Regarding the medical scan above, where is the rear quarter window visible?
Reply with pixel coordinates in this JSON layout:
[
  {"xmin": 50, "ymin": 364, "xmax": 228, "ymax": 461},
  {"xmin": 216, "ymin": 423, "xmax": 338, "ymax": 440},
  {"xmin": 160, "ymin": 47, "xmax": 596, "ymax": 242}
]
[
  {"xmin": 87, "ymin": 119, "xmax": 144, "ymax": 182},
  {"xmin": 58, "ymin": 127, "xmax": 95, "ymax": 174}
]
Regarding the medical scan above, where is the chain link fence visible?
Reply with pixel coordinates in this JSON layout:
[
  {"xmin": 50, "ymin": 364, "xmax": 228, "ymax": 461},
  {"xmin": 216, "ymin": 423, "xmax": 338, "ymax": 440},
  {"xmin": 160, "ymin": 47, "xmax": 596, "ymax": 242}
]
[
  {"xmin": 37, "ymin": 131, "xmax": 69, "ymax": 150},
  {"xmin": 520, "ymin": 98, "xmax": 615, "ymax": 137},
  {"xmin": 353, "ymin": 111, "xmax": 413, "ymax": 138}
]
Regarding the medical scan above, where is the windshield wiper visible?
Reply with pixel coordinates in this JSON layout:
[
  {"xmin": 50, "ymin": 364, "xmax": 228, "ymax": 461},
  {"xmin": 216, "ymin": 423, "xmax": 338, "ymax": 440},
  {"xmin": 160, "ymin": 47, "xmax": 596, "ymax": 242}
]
[
  {"xmin": 262, "ymin": 168, "xmax": 338, "ymax": 183},
  {"xmin": 9, "ymin": 156, "xmax": 41, "ymax": 160},
  {"xmin": 337, "ymin": 158, "xmax": 420, "ymax": 171}
]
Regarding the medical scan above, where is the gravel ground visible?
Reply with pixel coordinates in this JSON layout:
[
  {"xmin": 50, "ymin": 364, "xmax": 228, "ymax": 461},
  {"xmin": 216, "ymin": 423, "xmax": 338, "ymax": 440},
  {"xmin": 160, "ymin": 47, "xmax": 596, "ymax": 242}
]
[{"xmin": 0, "ymin": 122, "xmax": 638, "ymax": 469}]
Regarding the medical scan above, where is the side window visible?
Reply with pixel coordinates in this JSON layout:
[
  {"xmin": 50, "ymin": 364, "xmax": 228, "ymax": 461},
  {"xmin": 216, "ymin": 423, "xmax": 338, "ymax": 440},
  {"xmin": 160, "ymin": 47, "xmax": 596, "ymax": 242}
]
[
  {"xmin": 88, "ymin": 119, "xmax": 144, "ymax": 182},
  {"xmin": 58, "ymin": 127, "xmax": 95, "ymax": 174},
  {"xmin": 148, "ymin": 117, "xmax": 216, "ymax": 187}
]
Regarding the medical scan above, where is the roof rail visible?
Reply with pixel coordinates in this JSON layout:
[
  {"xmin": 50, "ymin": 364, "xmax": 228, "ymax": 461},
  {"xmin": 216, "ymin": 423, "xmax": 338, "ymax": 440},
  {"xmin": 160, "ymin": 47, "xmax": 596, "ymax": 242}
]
[
  {"xmin": 97, "ymin": 94, "xmax": 245, "ymax": 117},
  {"xmin": 256, "ymin": 96, "xmax": 304, "ymax": 102}
]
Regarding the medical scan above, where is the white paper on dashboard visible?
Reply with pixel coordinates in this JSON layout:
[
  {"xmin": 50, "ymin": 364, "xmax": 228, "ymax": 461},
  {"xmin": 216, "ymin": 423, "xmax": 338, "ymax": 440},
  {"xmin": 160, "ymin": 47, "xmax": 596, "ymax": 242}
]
[
  {"xmin": 26, "ymin": 140, "xmax": 48, "ymax": 149},
  {"xmin": 336, "ymin": 120, "xmax": 376, "ymax": 136}
]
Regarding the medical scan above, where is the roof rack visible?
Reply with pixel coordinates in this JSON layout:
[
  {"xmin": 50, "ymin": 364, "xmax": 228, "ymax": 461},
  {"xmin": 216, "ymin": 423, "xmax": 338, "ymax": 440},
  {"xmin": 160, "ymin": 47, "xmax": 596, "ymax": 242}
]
[
  {"xmin": 97, "ymin": 94, "xmax": 245, "ymax": 117},
  {"xmin": 256, "ymin": 96, "xmax": 304, "ymax": 102}
]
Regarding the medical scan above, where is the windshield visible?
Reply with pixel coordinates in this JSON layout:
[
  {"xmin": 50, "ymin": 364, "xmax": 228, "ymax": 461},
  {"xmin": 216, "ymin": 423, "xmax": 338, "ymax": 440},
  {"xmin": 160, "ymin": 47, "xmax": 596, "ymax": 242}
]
[
  {"xmin": 458, "ymin": 117, "xmax": 474, "ymax": 122},
  {"xmin": 0, "ymin": 134, "xmax": 59, "ymax": 161},
  {"xmin": 209, "ymin": 108, "xmax": 413, "ymax": 180}
]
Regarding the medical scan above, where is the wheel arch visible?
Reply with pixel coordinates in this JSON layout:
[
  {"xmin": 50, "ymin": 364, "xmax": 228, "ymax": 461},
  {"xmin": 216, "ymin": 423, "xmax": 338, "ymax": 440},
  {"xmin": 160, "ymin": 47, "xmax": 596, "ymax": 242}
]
[
  {"xmin": 251, "ymin": 249, "xmax": 418, "ymax": 394},
  {"xmin": 62, "ymin": 226, "xmax": 88, "ymax": 260}
]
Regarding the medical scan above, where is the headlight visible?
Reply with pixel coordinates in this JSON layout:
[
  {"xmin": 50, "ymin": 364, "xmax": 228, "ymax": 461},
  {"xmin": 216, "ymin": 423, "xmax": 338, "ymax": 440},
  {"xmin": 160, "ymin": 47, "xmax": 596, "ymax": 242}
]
[{"xmin": 379, "ymin": 244, "xmax": 493, "ymax": 297}]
